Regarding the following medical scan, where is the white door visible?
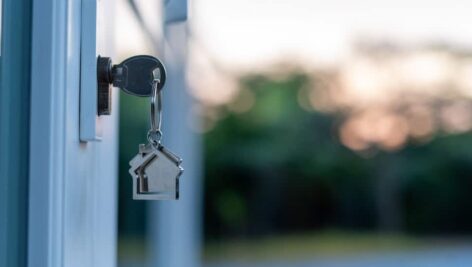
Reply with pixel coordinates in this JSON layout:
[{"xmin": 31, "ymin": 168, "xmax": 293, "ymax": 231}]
[{"xmin": 28, "ymin": 0, "xmax": 118, "ymax": 266}]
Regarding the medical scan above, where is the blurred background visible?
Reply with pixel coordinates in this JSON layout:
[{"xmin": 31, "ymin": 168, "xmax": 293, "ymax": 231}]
[{"xmin": 117, "ymin": 0, "xmax": 472, "ymax": 266}]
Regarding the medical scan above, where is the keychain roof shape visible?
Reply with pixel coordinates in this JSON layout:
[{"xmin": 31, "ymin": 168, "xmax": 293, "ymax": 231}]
[{"xmin": 129, "ymin": 143, "xmax": 183, "ymax": 200}]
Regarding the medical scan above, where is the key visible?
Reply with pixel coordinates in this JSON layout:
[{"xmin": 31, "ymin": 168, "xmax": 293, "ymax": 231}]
[
  {"xmin": 112, "ymin": 55, "xmax": 166, "ymax": 97},
  {"xmin": 97, "ymin": 54, "xmax": 183, "ymax": 200},
  {"xmin": 129, "ymin": 143, "xmax": 183, "ymax": 200},
  {"xmin": 97, "ymin": 55, "xmax": 167, "ymax": 115},
  {"xmin": 98, "ymin": 55, "xmax": 167, "ymax": 97}
]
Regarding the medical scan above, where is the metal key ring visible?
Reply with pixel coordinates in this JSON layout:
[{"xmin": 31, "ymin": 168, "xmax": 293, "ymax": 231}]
[{"xmin": 147, "ymin": 77, "xmax": 162, "ymax": 146}]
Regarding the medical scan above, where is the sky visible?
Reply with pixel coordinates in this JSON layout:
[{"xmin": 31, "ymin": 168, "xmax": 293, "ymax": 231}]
[
  {"xmin": 191, "ymin": 0, "xmax": 472, "ymax": 68},
  {"xmin": 116, "ymin": 0, "xmax": 472, "ymax": 68}
]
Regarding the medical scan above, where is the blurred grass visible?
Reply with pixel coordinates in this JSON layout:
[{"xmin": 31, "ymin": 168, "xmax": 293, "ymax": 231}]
[
  {"xmin": 203, "ymin": 230, "xmax": 428, "ymax": 262},
  {"xmin": 119, "ymin": 231, "xmax": 471, "ymax": 263}
]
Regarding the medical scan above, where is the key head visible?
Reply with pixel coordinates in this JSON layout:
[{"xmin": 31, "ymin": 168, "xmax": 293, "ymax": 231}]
[{"xmin": 112, "ymin": 55, "xmax": 166, "ymax": 97}]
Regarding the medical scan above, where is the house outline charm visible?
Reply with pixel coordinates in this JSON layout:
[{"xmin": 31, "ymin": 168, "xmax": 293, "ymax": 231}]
[{"xmin": 129, "ymin": 143, "xmax": 183, "ymax": 200}]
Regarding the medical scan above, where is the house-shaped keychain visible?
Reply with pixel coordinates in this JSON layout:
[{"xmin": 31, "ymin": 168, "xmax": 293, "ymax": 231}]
[{"xmin": 129, "ymin": 143, "xmax": 183, "ymax": 200}]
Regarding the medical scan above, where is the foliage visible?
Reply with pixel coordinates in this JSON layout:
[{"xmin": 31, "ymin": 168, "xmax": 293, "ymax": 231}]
[{"xmin": 203, "ymin": 71, "xmax": 472, "ymax": 240}]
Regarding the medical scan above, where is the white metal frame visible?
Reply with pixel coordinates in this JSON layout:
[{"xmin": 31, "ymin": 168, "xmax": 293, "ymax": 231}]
[
  {"xmin": 28, "ymin": 1, "xmax": 118, "ymax": 267},
  {"xmin": 80, "ymin": 0, "xmax": 101, "ymax": 141}
]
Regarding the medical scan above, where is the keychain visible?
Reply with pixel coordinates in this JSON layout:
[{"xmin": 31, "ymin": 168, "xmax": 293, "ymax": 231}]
[{"xmin": 128, "ymin": 68, "xmax": 183, "ymax": 200}]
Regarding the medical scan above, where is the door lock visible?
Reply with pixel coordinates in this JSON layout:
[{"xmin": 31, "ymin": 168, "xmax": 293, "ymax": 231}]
[{"xmin": 97, "ymin": 55, "xmax": 167, "ymax": 115}]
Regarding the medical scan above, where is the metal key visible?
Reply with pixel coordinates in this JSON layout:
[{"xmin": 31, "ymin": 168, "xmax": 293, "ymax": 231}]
[
  {"xmin": 112, "ymin": 55, "xmax": 166, "ymax": 97},
  {"xmin": 97, "ymin": 55, "xmax": 167, "ymax": 115}
]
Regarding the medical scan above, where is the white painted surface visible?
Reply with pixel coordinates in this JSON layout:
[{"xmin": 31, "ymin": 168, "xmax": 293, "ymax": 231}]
[
  {"xmin": 29, "ymin": 0, "xmax": 117, "ymax": 266},
  {"xmin": 149, "ymin": 20, "xmax": 203, "ymax": 267},
  {"xmin": 80, "ymin": 0, "xmax": 102, "ymax": 141}
]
